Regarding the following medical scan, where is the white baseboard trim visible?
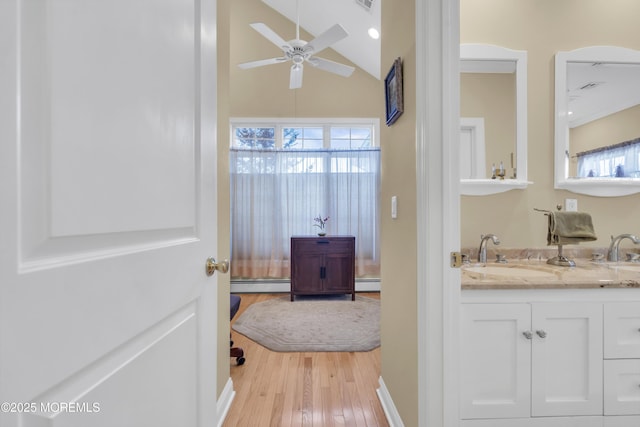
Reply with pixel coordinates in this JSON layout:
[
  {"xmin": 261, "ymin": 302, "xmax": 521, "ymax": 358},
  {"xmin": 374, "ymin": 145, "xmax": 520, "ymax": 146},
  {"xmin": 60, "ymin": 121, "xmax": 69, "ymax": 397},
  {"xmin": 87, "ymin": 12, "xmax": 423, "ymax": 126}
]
[
  {"xmin": 376, "ymin": 376, "xmax": 404, "ymax": 427},
  {"xmin": 217, "ymin": 377, "xmax": 235, "ymax": 427},
  {"xmin": 231, "ymin": 279, "xmax": 380, "ymax": 294}
]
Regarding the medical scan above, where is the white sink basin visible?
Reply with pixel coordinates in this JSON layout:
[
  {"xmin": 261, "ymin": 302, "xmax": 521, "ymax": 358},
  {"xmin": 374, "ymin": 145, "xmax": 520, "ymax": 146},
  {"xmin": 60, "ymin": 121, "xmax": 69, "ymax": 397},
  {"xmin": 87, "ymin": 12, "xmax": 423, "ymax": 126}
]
[{"xmin": 464, "ymin": 266, "xmax": 557, "ymax": 278}]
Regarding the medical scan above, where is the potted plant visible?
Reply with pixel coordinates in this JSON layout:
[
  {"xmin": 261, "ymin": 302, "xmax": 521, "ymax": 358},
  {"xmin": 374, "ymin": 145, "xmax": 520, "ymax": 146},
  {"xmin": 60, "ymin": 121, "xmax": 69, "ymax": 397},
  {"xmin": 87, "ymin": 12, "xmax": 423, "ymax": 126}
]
[{"xmin": 313, "ymin": 215, "xmax": 329, "ymax": 236}]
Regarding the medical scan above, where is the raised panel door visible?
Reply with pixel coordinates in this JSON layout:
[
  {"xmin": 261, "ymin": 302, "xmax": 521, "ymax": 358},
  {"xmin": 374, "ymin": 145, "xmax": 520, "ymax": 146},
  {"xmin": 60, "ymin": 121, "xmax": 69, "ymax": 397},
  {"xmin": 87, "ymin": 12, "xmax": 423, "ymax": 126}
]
[
  {"xmin": 0, "ymin": 1, "xmax": 219, "ymax": 426},
  {"xmin": 531, "ymin": 303, "xmax": 603, "ymax": 417},
  {"xmin": 460, "ymin": 303, "xmax": 532, "ymax": 419}
]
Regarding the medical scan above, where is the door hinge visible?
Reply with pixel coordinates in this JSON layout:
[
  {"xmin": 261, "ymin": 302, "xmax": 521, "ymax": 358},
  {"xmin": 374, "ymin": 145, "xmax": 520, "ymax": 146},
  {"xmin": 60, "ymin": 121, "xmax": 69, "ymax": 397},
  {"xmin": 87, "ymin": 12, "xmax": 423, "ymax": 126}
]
[{"xmin": 450, "ymin": 251, "xmax": 463, "ymax": 268}]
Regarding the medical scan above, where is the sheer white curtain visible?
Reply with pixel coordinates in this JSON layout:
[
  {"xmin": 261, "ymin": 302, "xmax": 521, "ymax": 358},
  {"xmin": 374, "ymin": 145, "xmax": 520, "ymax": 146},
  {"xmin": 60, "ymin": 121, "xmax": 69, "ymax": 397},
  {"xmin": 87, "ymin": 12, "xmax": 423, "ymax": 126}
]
[
  {"xmin": 230, "ymin": 148, "xmax": 380, "ymax": 279},
  {"xmin": 577, "ymin": 138, "xmax": 640, "ymax": 178}
]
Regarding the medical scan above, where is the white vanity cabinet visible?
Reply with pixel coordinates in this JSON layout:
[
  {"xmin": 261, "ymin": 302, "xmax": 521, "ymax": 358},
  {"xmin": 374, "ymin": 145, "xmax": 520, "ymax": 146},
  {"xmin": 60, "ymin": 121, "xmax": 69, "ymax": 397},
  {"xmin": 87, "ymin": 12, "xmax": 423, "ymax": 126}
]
[
  {"xmin": 461, "ymin": 302, "xmax": 603, "ymax": 422},
  {"xmin": 461, "ymin": 291, "xmax": 640, "ymax": 427}
]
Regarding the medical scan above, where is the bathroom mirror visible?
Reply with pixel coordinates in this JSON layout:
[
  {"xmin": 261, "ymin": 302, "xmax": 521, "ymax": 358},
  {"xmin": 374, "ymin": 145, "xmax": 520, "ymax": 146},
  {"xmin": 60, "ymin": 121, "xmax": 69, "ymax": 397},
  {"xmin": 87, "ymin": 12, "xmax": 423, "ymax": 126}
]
[
  {"xmin": 460, "ymin": 44, "xmax": 530, "ymax": 196},
  {"xmin": 554, "ymin": 46, "xmax": 640, "ymax": 197}
]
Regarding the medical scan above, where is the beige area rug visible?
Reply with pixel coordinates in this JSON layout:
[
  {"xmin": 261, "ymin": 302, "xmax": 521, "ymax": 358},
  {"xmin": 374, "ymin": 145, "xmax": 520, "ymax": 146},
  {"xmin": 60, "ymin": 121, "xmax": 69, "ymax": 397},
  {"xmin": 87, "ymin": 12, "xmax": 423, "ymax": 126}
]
[{"xmin": 232, "ymin": 295, "xmax": 380, "ymax": 352}]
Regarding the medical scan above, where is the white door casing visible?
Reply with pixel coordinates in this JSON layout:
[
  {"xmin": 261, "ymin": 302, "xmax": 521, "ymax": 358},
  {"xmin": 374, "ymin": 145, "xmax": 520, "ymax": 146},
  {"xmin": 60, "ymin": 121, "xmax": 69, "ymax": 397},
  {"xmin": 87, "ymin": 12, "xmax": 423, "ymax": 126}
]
[{"xmin": 0, "ymin": 0, "xmax": 219, "ymax": 426}]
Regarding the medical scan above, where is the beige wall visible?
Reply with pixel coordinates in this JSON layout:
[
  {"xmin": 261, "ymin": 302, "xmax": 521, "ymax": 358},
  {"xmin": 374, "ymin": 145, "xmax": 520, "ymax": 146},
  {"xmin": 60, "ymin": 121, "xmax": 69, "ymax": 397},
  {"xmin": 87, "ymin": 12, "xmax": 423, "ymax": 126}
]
[
  {"xmin": 217, "ymin": 0, "xmax": 381, "ymax": 396},
  {"xmin": 460, "ymin": 0, "xmax": 640, "ymax": 249},
  {"xmin": 379, "ymin": 0, "xmax": 418, "ymax": 425}
]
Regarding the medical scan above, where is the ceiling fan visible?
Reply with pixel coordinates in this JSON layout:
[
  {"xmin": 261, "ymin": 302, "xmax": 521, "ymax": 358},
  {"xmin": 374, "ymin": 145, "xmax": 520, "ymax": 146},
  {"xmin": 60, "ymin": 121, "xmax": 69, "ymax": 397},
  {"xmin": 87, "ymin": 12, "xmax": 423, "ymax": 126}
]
[{"xmin": 237, "ymin": 1, "xmax": 355, "ymax": 89}]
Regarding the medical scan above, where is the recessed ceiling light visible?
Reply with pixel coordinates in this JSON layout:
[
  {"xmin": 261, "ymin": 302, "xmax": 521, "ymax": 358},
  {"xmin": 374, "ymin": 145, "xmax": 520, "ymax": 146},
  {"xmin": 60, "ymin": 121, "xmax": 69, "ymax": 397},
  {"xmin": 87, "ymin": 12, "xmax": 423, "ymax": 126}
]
[{"xmin": 368, "ymin": 27, "xmax": 379, "ymax": 39}]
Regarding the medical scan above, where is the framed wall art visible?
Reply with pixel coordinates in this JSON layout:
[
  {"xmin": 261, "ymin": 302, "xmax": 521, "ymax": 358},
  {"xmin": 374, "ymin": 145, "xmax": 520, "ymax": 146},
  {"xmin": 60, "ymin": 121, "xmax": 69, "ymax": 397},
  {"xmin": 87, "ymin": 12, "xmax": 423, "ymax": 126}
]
[{"xmin": 384, "ymin": 57, "xmax": 404, "ymax": 126}]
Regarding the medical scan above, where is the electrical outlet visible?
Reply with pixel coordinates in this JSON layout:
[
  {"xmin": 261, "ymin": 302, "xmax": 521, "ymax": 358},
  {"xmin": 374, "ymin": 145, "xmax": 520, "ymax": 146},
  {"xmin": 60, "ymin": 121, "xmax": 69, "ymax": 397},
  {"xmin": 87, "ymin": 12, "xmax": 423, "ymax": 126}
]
[{"xmin": 565, "ymin": 198, "xmax": 578, "ymax": 212}]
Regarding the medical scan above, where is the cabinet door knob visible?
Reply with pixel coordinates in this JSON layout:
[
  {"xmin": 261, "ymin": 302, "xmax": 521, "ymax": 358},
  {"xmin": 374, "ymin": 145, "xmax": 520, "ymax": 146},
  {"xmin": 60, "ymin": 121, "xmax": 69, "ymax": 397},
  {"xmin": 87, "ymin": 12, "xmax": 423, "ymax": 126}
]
[
  {"xmin": 522, "ymin": 331, "xmax": 533, "ymax": 339},
  {"xmin": 536, "ymin": 330, "xmax": 547, "ymax": 338}
]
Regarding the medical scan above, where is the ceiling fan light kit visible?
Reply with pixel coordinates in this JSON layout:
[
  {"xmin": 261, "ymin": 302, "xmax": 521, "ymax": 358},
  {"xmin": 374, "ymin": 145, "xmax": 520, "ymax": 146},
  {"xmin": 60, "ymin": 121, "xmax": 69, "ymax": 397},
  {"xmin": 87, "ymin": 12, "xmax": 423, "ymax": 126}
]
[{"xmin": 238, "ymin": 1, "xmax": 355, "ymax": 89}]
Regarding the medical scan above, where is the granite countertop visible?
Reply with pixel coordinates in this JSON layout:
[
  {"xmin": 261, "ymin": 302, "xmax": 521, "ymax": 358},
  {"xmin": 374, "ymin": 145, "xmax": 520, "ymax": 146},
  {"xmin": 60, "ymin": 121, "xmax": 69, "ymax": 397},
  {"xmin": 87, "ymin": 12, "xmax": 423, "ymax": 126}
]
[{"xmin": 461, "ymin": 248, "xmax": 640, "ymax": 290}]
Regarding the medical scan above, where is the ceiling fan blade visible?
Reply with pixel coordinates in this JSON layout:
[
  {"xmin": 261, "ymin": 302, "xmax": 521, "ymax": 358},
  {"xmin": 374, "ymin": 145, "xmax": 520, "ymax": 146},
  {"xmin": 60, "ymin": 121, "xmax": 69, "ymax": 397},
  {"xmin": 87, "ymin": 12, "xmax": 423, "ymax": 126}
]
[
  {"xmin": 305, "ymin": 24, "xmax": 349, "ymax": 55},
  {"xmin": 307, "ymin": 57, "xmax": 355, "ymax": 77},
  {"xmin": 250, "ymin": 23, "xmax": 291, "ymax": 52},
  {"xmin": 290, "ymin": 64, "xmax": 303, "ymax": 89},
  {"xmin": 238, "ymin": 57, "xmax": 288, "ymax": 70}
]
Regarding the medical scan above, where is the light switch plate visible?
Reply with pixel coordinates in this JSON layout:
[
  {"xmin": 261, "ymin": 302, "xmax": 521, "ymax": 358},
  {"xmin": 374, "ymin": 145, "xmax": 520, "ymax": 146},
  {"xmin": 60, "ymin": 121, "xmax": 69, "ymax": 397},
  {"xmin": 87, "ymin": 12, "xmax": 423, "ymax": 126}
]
[{"xmin": 391, "ymin": 196, "xmax": 397, "ymax": 219}]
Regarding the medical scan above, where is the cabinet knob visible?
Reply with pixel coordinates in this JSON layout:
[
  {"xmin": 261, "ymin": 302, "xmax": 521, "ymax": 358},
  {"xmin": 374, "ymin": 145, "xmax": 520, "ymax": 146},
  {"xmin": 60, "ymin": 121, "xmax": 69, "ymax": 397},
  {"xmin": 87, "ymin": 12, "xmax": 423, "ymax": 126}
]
[
  {"xmin": 536, "ymin": 330, "xmax": 547, "ymax": 338},
  {"xmin": 522, "ymin": 331, "xmax": 533, "ymax": 339}
]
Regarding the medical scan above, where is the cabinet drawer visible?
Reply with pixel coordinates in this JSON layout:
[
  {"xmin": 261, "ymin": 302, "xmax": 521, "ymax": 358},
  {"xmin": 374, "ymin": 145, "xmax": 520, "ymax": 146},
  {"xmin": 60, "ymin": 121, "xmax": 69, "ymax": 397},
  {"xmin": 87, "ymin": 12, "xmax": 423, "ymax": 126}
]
[
  {"xmin": 291, "ymin": 237, "xmax": 354, "ymax": 255},
  {"xmin": 604, "ymin": 359, "xmax": 640, "ymax": 416},
  {"xmin": 604, "ymin": 303, "xmax": 640, "ymax": 359}
]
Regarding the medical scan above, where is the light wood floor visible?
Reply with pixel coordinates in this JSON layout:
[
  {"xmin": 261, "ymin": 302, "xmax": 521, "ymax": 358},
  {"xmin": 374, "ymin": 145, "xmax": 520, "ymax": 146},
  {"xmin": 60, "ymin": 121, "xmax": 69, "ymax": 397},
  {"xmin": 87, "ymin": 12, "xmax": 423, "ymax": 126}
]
[{"xmin": 222, "ymin": 293, "xmax": 389, "ymax": 427}]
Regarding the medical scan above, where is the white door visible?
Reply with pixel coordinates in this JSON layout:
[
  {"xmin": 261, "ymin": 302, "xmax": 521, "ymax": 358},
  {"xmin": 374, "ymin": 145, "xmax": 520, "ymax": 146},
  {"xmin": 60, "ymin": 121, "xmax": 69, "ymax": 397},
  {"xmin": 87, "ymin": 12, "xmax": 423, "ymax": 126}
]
[
  {"xmin": 460, "ymin": 303, "xmax": 532, "ymax": 419},
  {"xmin": 531, "ymin": 303, "xmax": 603, "ymax": 417},
  {"xmin": 0, "ymin": 1, "xmax": 219, "ymax": 426}
]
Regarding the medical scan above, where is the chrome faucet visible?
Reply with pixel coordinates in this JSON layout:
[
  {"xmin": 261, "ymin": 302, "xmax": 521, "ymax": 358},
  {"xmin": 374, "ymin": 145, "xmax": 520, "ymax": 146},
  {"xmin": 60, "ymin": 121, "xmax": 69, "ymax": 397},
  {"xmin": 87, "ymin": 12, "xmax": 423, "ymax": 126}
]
[
  {"xmin": 607, "ymin": 234, "xmax": 640, "ymax": 262},
  {"xmin": 478, "ymin": 234, "xmax": 500, "ymax": 263}
]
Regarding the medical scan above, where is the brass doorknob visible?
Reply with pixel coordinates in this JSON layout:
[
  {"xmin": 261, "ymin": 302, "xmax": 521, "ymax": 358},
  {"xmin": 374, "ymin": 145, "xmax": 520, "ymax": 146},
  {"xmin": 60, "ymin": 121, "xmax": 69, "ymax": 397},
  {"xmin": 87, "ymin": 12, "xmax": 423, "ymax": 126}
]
[{"xmin": 206, "ymin": 257, "xmax": 229, "ymax": 276}]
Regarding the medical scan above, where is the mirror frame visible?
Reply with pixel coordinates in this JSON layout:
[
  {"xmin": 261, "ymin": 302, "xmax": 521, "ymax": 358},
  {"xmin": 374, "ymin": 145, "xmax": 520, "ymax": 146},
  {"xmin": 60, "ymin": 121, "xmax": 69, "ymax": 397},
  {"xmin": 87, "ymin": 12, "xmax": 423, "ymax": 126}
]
[
  {"xmin": 460, "ymin": 44, "xmax": 530, "ymax": 196},
  {"xmin": 554, "ymin": 46, "xmax": 640, "ymax": 197}
]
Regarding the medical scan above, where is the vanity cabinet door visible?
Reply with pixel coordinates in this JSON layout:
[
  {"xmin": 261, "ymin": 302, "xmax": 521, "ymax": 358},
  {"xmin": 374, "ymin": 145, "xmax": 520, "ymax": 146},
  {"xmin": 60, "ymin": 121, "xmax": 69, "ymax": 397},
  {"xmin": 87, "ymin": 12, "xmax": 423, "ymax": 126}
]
[
  {"xmin": 324, "ymin": 250, "xmax": 355, "ymax": 293},
  {"xmin": 604, "ymin": 302, "xmax": 640, "ymax": 359},
  {"xmin": 531, "ymin": 303, "xmax": 603, "ymax": 417},
  {"xmin": 461, "ymin": 303, "xmax": 532, "ymax": 419}
]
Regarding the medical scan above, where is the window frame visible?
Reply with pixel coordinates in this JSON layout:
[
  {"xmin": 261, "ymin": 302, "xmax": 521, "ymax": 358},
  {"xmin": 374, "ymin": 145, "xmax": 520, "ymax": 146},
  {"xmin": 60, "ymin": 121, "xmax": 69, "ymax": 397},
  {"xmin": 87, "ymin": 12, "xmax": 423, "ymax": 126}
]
[{"xmin": 230, "ymin": 117, "xmax": 380, "ymax": 150}]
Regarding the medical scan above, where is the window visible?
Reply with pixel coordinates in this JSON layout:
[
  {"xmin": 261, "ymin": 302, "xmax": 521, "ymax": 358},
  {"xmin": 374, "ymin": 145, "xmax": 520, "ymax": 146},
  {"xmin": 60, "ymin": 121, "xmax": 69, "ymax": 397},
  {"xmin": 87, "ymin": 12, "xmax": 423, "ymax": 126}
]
[
  {"xmin": 230, "ymin": 118, "xmax": 380, "ymax": 280},
  {"xmin": 577, "ymin": 137, "xmax": 640, "ymax": 178},
  {"xmin": 232, "ymin": 122, "xmax": 374, "ymax": 150}
]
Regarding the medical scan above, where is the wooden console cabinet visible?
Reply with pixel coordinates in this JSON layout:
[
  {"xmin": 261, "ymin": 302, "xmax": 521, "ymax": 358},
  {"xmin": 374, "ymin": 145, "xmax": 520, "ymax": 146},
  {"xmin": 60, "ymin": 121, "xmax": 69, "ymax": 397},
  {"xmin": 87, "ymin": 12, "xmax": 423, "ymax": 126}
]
[{"xmin": 290, "ymin": 236, "xmax": 355, "ymax": 301}]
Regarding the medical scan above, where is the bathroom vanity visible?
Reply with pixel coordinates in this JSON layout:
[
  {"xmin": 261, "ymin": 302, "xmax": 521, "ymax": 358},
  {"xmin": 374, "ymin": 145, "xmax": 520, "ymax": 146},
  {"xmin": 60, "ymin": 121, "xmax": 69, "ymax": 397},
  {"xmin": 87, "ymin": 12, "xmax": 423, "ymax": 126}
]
[{"xmin": 461, "ymin": 259, "xmax": 640, "ymax": 427}]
